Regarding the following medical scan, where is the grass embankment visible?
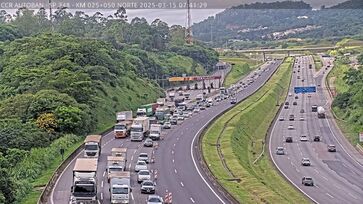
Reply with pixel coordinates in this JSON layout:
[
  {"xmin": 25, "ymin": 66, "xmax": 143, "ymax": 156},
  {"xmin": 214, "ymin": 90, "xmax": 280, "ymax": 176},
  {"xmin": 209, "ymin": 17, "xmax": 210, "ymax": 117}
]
[
  {"xmin": 221, "ymin": 57, "xmax": 261, "ymax": 87},
  {"xmin": 202, "ymin": 57, "xmax": 309, "ymax": 203},
  {"xmin": 327, "ymin": 58, "xmax": 360, "ymax": 145},
  {"xmin": 313, "ymin": 55, "xmax": 323, "ymax": 71}
]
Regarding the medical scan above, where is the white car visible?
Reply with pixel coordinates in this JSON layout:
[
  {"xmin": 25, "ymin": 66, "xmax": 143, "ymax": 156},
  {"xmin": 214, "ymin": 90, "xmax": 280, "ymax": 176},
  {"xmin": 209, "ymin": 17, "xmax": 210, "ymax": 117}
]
[
  {"xmin": 163, "ymin": 122, "xmax": 171, "ymax": 129},
  {"xmin": 276, "ymin": 147, "xmax": 285, "ymax": 155},
  {"xmin": 300, "ymin": 135, "xmax": 308, "ymax": 142},
  {"xmin": 301, "ymin": 158, "xmax": 311, "ymax": 166},
  {"xmin": 137, "ymin": 170, "xmax": 151, "ymax": 183},
  {"xmin": 288, "ymin": 125, "xmax": 294, "ymax": 130},
  {"xmin": 147, "ymin": 195, "xmax": 164, "ymax": 204},
  {"xmin": 299, "ymin": 117, "xmax": 305, "ymax": 121},
  {"xmin": 138, "ymin": 153, "xmax": 149, "ymax": 163},
  {"xmin": 193, "ymin": 108, "xmax": 200, "ymax": 113},
  {"xmin": 177, "ymin": 115, "xmax": 184, "ymax": 120},
  {"xmin": 288, "ymin": 93, "xmax": 293, "ymax": 97},
  {"xmin": 135, "ymin": 160, "xmax": 147, "ymax": 172}
]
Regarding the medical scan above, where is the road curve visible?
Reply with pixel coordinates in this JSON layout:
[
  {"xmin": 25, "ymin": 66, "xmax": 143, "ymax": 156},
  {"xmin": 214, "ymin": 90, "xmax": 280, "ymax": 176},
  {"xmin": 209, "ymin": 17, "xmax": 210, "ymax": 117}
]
[
  {"xmin": 269, "ymin": 56, "xmax": 363, "ymax": 204},
  {"xmin": 50, "ymin": 60, "xmax": 282, "ymax": 204}
]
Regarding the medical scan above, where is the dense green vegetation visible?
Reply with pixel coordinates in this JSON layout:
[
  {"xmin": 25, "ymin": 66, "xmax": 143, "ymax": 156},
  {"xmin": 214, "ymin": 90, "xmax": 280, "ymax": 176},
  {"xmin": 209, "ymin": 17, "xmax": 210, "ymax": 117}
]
[
  {"xmin": 331, "ymin": 51, "xmax": 363, "ymax": 145},
  {"xmin": 0, "ymin": 7, "xmax": 219, "ymax": 203},
  {"xmin": 202, "ymin": 58, "xmax": 308, "ymax": 203},
  {"xmin": 193, "ymin": 1, "xmax": 363, "ymax": 47}
]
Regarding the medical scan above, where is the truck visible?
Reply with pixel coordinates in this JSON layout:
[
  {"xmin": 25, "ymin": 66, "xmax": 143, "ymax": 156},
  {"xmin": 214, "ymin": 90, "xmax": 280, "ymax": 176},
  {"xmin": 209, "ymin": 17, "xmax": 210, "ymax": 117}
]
[
  {"xmin": 157, "ymin": 98, "xmax": 166, "ymax": 106},
  {"xmin": 109, "ymin": 172, "xmax": 131, "ymax": 204},
  {"xmin": 70, "ymin": 158, "xmax": 98, "ymax": 204},
  {"xmin": 311, "ymin": 105, "xmax": 318, "ymax": 112},
  {"xmin": 116, "ymin": 111, "xmax": 133, "ymax": 122},
  {"xmin": 168, "ymin": 92, "xmax": 175, "ymax": 101},
  {"xmin": 149, "ymin": 124, "xmax": 162, "ymax": 140},
  {"xmin": 111, "ymin": 148, "xmax": 127, "ymax": 158},
  {"xmin": 230, "ymin": 96, "xmax": 237, "ymax": 104},
  {"xmin": 137, "ymin": 103, "xmax": 158, "ymax": 117},
  {"xmin": 84, "ymin": 135, "xmax": 102, "ymax": 158},
  {"xmin": 130, "ymin": 117, "xmax": 150, "ymax": 142},
  {"xmin": 317, "ymin": 106, "xmax": 326, "ymax": 118},
  {"xmin": 107, "ymin": 156, "xmax": 126, "ymax": 182},
  {"xmin": 114, "ymin": 111, "xmax": 133, "ymax": 138},
  {"xmin": 155, "ymin": 107, "xmax": 170, "ymax": 122}
]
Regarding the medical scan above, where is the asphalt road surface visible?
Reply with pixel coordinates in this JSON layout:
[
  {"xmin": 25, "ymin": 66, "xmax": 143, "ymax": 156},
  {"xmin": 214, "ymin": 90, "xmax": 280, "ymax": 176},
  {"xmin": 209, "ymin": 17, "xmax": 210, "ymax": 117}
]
[
  {"xmin": 50, "ymin": 60, "xmax": 282, "ymax": 204},
  {"xmin": 269, "ymin": 56, "xmax": 363, "ymax": 204}
]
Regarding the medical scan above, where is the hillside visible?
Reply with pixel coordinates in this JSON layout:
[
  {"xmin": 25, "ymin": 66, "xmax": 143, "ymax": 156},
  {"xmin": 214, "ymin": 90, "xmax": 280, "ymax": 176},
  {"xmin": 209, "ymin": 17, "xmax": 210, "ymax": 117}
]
[
  {"xmin": 193, "ymin": 0, "xmax": 363, "ymax": 46},
  {"xmin": 0, "ymin": 8, "xmax": 219, "ymax": 203}
]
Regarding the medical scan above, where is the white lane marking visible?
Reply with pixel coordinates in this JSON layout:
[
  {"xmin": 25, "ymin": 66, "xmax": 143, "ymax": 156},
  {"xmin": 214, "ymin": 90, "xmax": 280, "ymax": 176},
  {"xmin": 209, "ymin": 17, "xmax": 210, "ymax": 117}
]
[
  {"xmin": 314, "ymin": 169, "xmax": 319, "ymax": 174},
  {"xmin": 172, "ymin": 159, "xmax": 175, "ymax": 163},
  {"xmin": 190, "ymin": 197, "xmax": 195, "ymax": 203},
  {"xmin": 128, "ymin": 163, "xmax": 131, "ymax": 170},
  {"xmin": 100, "ymin": 192, "xmax": 103, "ymax": 200},
  {"xmin": 134, "ymin": 150, "xmax": 137, "ymax": 154},
  {"xmin": 180, "ymin": 182, "xmax": 184, "ymax": 187},
  {"xmin": 321, "ymin": 175, "xmax": 328, "ymax": 181},
  {"xmin": 101, "ymin": 181, "xmax": 104, "ymax": 188},
  {"xmin": 174, "ymin": 169, "xmax": 178, "ymax": 174},
  {"xmin": 348, "ymin": 193, "xmax": 358, "ymax": 199},
  {"xmin": 174, "ymin": 143, "xmax": 176, "ymax": 147},
  {"xmin": 171, "ymin": 150, "xmax": 174, "ymax": 154},
  {"xmin": 326, "ymin": 193, "xmax": 334, "ymax": 198},
  {"xmin": 131, "ymin": 156, "xmax": 134, "ymax": 161},
  {"xmin": 103, "ymin": 171, "xmax": 106, "ymax": 177},
  {"xmin": 131, "ymin": 192, "xmax": 134, "ymax": 200}
]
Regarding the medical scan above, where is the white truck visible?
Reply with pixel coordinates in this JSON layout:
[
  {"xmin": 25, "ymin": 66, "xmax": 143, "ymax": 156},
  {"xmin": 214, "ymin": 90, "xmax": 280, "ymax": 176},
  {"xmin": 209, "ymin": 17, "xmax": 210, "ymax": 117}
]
[
  {"xmin": 70, "ymin": 158, "xmax": 98, "ymax": 204},
  {"xmin": 107, "ymin": 156, "xmax": 126, "ymax": 182},
  {"xmin": 130, "ymin": 117, "xmax": 150, "ymax": 142},
  {"xmin": 111, "ymin": 147, "xmax": 127, "ymax": 158},
  {"xmin": 168, "ymin": 92, "xmax": 175, "ymax": 101},
  {"xmin": 149, "ymin": 124, "xmax": 162, "ymax": 141},
  {"xmin": 109, "ymin": 172, "xmax": 131, "ymax": 204},
  {"xmin": 84, "ymin": 135, "xmax": 102, "ymax": 158},
  {"xmin": 157, "ymin": 98, "xmax": 166, "ymax": 106},
  {"xmin": 114, "ymin": 111, "xmax": 133, "ymax": 139},
  {"xmin": 317, "ymin": 106, "xmax": 326, "ymax": 118}
]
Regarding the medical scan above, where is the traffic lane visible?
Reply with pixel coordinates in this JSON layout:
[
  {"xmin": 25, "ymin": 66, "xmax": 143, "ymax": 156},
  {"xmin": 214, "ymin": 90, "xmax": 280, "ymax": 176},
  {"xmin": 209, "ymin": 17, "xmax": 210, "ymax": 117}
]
[{"xmin": 154, "ymin": 61, "xmax": 282, "ymax": 203}]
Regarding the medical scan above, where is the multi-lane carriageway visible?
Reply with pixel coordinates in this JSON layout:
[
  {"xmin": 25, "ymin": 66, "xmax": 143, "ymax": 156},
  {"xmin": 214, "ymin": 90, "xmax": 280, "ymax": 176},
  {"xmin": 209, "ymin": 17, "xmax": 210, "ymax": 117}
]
[
  {"xmin": 269, "ymin": 56, "xmax": 363, "ymax": 204},
  {"xmin": 50, "ymin": 59, "xmax": 282, "ymax": 204}
]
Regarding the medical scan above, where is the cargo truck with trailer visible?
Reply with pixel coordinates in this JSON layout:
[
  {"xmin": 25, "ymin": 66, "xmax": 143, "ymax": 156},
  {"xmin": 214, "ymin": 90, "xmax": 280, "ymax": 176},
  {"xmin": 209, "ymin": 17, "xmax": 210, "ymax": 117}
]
[
  {"xmin": 130, "ymin": 117, "xmax": 150, "ymax": 142},
  {"xmin": 114, "ymin": 111, "xmax": 133, "ymax": 138},
  {"xmin": 70, "ymin": 158, "xmax": 98, "ymax": 204},
  {"xmin": 84, "ymin": 135, "xmax": 102, "ymax": 158},
  {"xmin": 137, "ymin": 103, "xmax": 158, "ymax": 117}
]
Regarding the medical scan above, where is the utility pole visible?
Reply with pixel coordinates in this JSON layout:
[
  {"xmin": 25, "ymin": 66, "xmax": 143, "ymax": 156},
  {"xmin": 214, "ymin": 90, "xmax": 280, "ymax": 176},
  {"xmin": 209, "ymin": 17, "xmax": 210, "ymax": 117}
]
[
  {"xmin": 49, "ymin": 0, "xmax": 54, "ymax": 31},
  {"xmin": 186, "ymin": 0, "xmax": 193, "ymax": 44}
]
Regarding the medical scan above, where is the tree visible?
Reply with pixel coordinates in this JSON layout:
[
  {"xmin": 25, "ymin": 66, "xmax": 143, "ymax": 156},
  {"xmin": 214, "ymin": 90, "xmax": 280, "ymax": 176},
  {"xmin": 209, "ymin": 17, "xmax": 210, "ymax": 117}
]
[{"xmin": 36, "ymin": 113, "xmax": 58, "ymax": 133}]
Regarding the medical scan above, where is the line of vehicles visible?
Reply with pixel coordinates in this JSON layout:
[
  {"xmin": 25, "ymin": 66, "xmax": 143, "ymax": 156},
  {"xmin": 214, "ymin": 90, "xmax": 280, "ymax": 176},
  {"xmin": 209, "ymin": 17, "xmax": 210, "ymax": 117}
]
[{"xmin": 275, "ymin": 56, "xmax": 335, "ymax": 188}]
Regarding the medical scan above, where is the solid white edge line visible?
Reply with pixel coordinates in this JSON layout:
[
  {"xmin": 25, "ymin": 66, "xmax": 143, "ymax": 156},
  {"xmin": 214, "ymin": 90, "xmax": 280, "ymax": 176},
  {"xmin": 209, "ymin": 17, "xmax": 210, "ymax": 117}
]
[{"xmin": 269, "ymin": 58, "xmax": 319, "ymax": 204}]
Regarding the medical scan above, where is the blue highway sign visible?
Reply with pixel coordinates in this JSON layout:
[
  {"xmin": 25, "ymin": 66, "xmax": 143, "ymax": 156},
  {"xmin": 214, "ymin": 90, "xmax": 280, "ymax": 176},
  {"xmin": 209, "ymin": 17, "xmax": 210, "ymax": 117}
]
[{"xmin": 294, "ymin": 86, "xmax": 316, "ymax": 94}]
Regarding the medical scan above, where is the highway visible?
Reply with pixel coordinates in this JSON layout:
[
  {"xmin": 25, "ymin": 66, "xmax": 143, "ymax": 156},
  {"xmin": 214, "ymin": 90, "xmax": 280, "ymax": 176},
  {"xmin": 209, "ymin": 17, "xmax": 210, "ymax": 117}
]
[
  {"xmin": 50, "ymin": 60, "xmax": 282, "ymax": 204},
  {"xmin": 269, "ymin": 56, "xmax": 363, "ymax": 204}
]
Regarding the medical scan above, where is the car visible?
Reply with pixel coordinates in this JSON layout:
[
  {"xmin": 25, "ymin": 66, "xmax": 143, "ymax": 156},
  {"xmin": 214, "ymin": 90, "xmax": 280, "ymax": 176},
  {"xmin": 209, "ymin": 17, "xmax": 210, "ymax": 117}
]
[
  {"xmin": 328, "ymin": 144, "xmax": 336, "ymax": 152},
  {"xmin": 170, "ymin": 119, "xmax": 177, "ymax": 125},
  {"xmin": 276, "ymin": 147, "xmax": 285, "ymax": 155},
  {"xmin": 308, "ymin": 94, "xmax": 312, "ymax": 98},
  {"xmin": 163, "ymin": 121, "xmax": 171, "ymax": 129},
  {"xmin": 205, "ymin": 102, "xmax": 211, "ymax": 107},
  {"xmin": 183, "ymin": 112, "xmax": 189, "ymax": 118},
  {"xmin": 144, "ymin": 138, "xmax": 153, "ymax": 147},
  {"xmin": 285, "ymin": 101, "xmax": 289, "ymax": 105},
  {"xmin": 300, "ymin": 135, "xmax": 308, "ymax": 142},
  {"xmin": 141, "ymin": 180, "xmax": 156, "ymax": 194},
  {"xmin": 302, "ymin": 79, "xmax": 305, "ymax": 82},
  {"xmin": 178, "ymin": 90, "xmax": 183, "ymax": 96},
  {"xmin": 300, "ymin": 109, "xmax": 305, "ymax": 113},
  {"xmin": 188, "ymin": 111, "xmax": 193, "ymax": 117},
  {"xmin": 193, "ymin": 108, "xmax": 200, "ymax": 113},
  {"xmin": 288, "ymin": 93, "xmax": 293, "ymax": 97},
  {"xmin": 138, "ymin": 153, "xmax": 149, "ymax": 163},
  {"xmin": 301, "ymin": 158, "xmax": 311, "ymax": 166},
  {"xmin": 135, "ymin": 160, "xmax": 147, "ymax": 172},
  {"xmin": 177, "ymin": 115, "xmax": 184, "ymax": 121},
  {"xmin": 285, "ymin": 136, "xmax": 293, "ymax": 143},
  {"xmin": 295, "ymin": 95, "xmax": 299, "ymax": 99},
  {"xmin": 289, "ymin": 114, "xmax": 294, "ymax": 121},
  {"xmin": 293, "ymin": 101, "xmax": 297, "ymax": 105},
  {"xmin": 279, "ymin": 117, "xmax": 284, "ymax": 121},
  {"xmin": 299, "ymin": 117, "xmax": 305, "ymax": 121},
  {"xmin": 147, "ymin": 195, "xmax": 164, "ymax": 204},
  {"xmin": 284, "ymin": 105, "xmax": 289, "ymax": 109},
  {"xmin": 302, "ymin": 177, "xmax": 314, "ymax": 186},
  {"xmin": 137, "ymin": 170, "xmax": 151, "ymax": 183},
  {"xmin": 288, "ymin": 125, "xmax": 294, "ymax": 130},
  {"xmin": 200, "ymin": 105, "xmax": 206, "ymax": 110},
  {"xmin": 313, "ymin": 135, "xmax": 321, "ymax": 142},
  {"xmin": 297, "ymin": 76, "xmax": 301, "ymax": 79}
]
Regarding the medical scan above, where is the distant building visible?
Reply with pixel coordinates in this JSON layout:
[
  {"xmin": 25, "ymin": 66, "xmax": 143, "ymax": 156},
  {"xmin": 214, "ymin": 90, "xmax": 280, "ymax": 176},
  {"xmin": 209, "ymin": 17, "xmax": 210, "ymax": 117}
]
[{"xmin": 216, "ymin": 62, "xmax": 228, "ymax": 70}]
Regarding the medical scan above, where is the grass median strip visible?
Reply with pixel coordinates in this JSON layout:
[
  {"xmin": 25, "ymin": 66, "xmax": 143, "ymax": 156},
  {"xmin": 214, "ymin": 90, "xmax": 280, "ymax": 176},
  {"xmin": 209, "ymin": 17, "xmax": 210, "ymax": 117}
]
[
  {"xmin": 313, "ymin": 55, "xmax": 323, "ymax": 71},
  {"xmin": 202, "ymin": 57, "xmax": 309, "ymax": 203},
  {"xmin": 221, "ymin": 57, "xmax": 261, "ymax": 87}
]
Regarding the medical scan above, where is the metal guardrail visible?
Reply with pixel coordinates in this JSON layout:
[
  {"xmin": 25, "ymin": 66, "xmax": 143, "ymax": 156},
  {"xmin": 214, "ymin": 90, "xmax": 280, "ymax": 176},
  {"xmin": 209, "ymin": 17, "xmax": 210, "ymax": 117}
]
[{"xmin": 37, "ymin": 127, "xmax": 114, "ymax": 204}]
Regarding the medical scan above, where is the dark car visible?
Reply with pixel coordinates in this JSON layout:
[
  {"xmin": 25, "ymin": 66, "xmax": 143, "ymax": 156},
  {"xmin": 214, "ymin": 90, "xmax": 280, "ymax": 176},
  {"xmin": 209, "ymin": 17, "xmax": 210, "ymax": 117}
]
[
  {"xmin": 313, "ymin": 135, "xmax": 321, "ymax": 142},
  {"xmin": 285, "ymin": 101, "xmax": 289, "ymax": 105},
  {"xmin": 293, "ymin": 101, "xmax": 297, "ymax": 106},
  {"xmin": 285, "ymin": 136, "xmax": 293, "ymax": 143},
  {"xmin": 289, "ymin": 114, "xmax": 294, "ymax": 121},
  {"xmin": 170, "ymin": 119, "xmax": 177, "ymax": 125},
  {"xmin": 300, "ymin": 109, "xmax": 305, "ymax": 113},
  {"xmin": 295, "ymin": 95, "xmax": 299, "ymax": 99},
  {"xmin": 302, "ymin": 177, "xmax": 314, "ymax": 186},
  {"xmin": 141, "ymin": 180, "xmax": 156, "ymax": 194},
  {"xmin": 143, "ymin": 138, "xmax": 153, "ymax": 147},
  {"xmin": 284, "ymin": 105, "xmax": 289, "ymax": 109}
]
